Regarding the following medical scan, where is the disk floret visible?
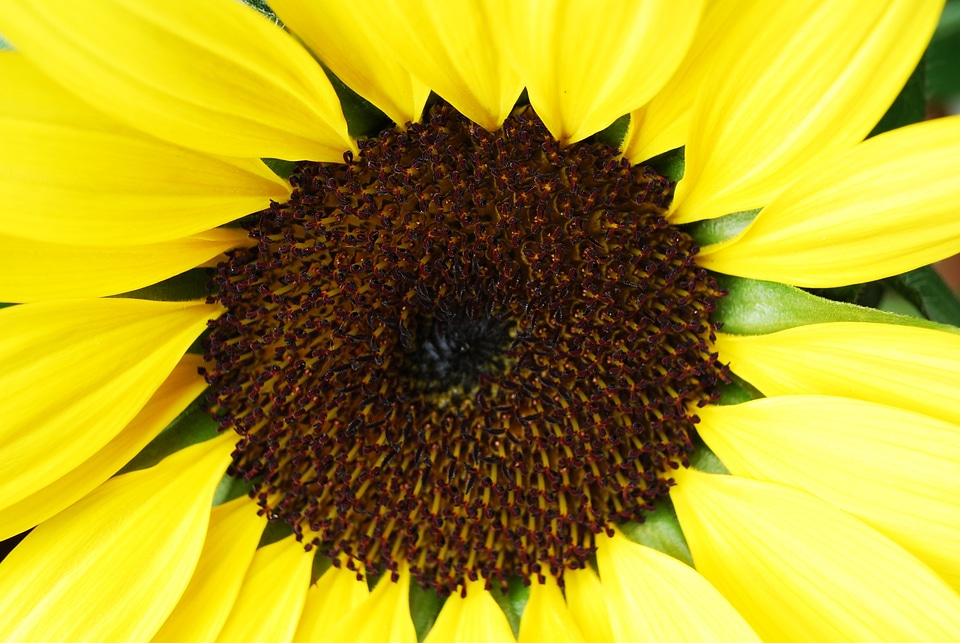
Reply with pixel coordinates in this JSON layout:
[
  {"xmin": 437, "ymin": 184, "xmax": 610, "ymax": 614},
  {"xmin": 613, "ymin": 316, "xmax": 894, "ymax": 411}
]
[{"xmin": 203, "ymin": 102, "xmax": 726, "ymax": 594}]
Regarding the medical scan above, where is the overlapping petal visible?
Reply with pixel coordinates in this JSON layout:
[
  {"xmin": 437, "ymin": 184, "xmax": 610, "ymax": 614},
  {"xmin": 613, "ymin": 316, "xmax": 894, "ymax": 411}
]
[
  {"xmin": 500, "ymin": 0, "xmax": 702, "ymax": 144},
  {"xmin": 0, "ymin": 354, "xmax": 206, "ymax": 542},
  {"xmin": 697, "ymin": 116, "xmax": 960, "ymax": 284},
  {"xmin": 0, "ymin": 54, "xmax": 289, "ymax": 246},
  {"xmin": 216, "ymin": 535, "xmax": 313, "ymax": 643},
  {"xmin": 1, "ymin": 0, "xmax": 354, "ymax": 161},
  {"xmin": 563, "ymin": 567, "xmax": 614, "ymax": 643},
  {"xmin": 518, "ymin": 575, "xmax": 585, "ymax": 643},
  {"xmin": 671, "ymin": 468, "xmax": 960, "ymax": 640},
  {"xmin": 423, "ymin": 580, "xmax": 515, "ymax": 643},
  {"xmin": 326, "ymin": 566, "xmax": 418, "ymax": 643},
  {"xmin": 293, "ymin": 561, "xmax": 370, "ymax": 643},
  {"xmin": 714, "ymin": 322, "xmax": 960, "ymax": 426},
  {"xmin": 0, "ymin": 299, "xmax": 220, "ymax": 513},
  {"xmin": 153, "ymin": 496, "xmax": 267, "ymax": 642},
  {"xmin": 595, "ymin": 528, "xmax": 759, "ymax": 641},
  {"xmin": 0, "ymin": 435, "xmax": 234, "ymax": 642},
  {"xmin": 2, "ymin": 229, "xmax": 247, "ymax": 302},
  {"xmin": 697, "ymin": 396, "xmax": 960, "ymax": 590},
  {"xmin": 671, "ymin": 0, "xmax": 943, "ymax": 223}
]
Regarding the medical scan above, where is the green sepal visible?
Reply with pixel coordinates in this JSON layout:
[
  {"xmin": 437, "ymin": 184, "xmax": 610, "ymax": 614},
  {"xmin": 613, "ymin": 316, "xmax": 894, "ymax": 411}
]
[
  {"xmin": 713, "ymin": 275, "xmax": 960, "ymax": 335},
  {"xmin": 263, "ymin": 158, "xmax": 298, "ymax": 180},
  {"xmin": 212, "ymin": 473, "xmax": 253, "ymax": 507},
  {"xmin": 868, "ymin": 57, "xmax": 926, "ymax": 138},
  {"xmin": 489, "ymin": 576, "xmax": 530, "ymax": 638},
  {"xmin": 618, "ymin": 498, "xmax": 694, "ymax": 567},
  {"xmin": 311, "ymin": 552, "xmax": 333, "ymax": 584},
  {"xmin": 643, "ymin": 146, "xmax": 685, "ymax": 183},
  {"xmin": 324, "ymin": 68, "xmax": 392, "ymax": 139},
  {"xmin": 885, "ymin": 266, "xmax": 960, "ymax": 327},
  {"xmin": 117, "ymin": 398, "xmax": 221, "ymax": 474},
  {"xmin": 593, "ymin": 113, "xmax": 630, "ymax": 149},
  {"xmin": 683, "ymin": 209, "xmax": 758, "ymax": 247},
  {"xmin": 409, "ymin": 582, "xmax": 446, "ymax": 643},
  {"xmin": 257, "ymin": 518, "xmax": 295, "ymax": 548},
  {"xmin": 113, "ymin": 268, "xmax": 211, "ymax": 302},
  {"xmin": 240, "ymin": 0, "xmax": 282, "ymax": 25}
]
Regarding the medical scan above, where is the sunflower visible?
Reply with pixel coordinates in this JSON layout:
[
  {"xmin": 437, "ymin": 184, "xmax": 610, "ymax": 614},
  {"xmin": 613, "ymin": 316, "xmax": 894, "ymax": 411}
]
[{"xmin": 2, "ymin": 0, "xmax": 960, "ymax": 640}]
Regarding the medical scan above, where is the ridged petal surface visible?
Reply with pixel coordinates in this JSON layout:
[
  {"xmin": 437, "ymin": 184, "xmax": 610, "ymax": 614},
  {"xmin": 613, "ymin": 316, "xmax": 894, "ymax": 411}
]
[
  {"xmin": 154, "ymin": 495, "xmax": 267, "ymax": 642},
  {"xmin": 501, "ymin": 0, "xmax": 702, "ymax": 143},
  {"xmin": 0, "ymin": 355, "xmax": 206, "ymax": 541},
  {"xmin": 423, "ymin": 580, "xmax": 515, "ymax": 643},
  {"xmin": 671, "ymin": 469, "xmax": 960, "ymax": 641},
  {"xmin": 518, "ymin": 575, "xmax": 586, "ymax": 643},
  {"xmin": 327, "ymin": 567, "xmax": 417, "ymax": 643},
  {"xmin": 595, "ymin": 528, "xmax": 759, "ymax": 641},
  {"xmin": 0, "ymin": 435, "xmax": 234, "ymax": 642},
  {"xmin": 1, "ymin": 0, "xmax": 354, "ymax": 161},
  {"xmin": 0, "ymin": 299, "xmax": 220, "ymax": 513},
  {"xmin": 714, "ymin": 322, "xmax": 960, "ymax": 427},
  {"xmin": 697, "ymin": 396, "xmax": 960, "ymax": 591},
  {"xmin": 671, "ymin": 0, "xmax": 942, "ymax": 223},
  {"xmin": 698, "ymin": 116, "xmax": 960, "ymax": 285},
  {"xmin": 293, "ymin": 561, "xmax": 370, "ymax": 643},
  {"xmin": 563, "ymin": 567, "xmax": 614, "ymax": 643}
]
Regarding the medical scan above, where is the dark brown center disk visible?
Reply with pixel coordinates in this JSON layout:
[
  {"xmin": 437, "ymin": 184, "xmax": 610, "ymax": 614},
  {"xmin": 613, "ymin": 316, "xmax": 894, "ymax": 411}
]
[{"xmin": 203, "ymin": 102, "xmax": 726, "ymax": 595}]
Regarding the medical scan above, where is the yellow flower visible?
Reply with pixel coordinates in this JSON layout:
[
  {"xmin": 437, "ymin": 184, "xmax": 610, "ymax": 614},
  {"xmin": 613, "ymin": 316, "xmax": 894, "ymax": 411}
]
[{"xmin": 2, "ymin": 0, "xmax": 960, "ymax": 641}]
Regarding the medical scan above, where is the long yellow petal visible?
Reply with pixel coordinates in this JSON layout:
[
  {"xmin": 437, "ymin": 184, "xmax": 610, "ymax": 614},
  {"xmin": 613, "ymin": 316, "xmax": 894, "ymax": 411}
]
[
  {"xmin": 293, "ymin": 560, "xmax": 370, "ymax": 643},
  {"xmin": 215, "ymin": 535, "xmax": 313, "ymax": 643},
  {"xmin": 1, "ymin": 229, "xmax": 247, "ymax": 302},
  {"xmin": 697, "ymin": 396, "xmax": 960, "ymax": 591},
  {"xmin": 0, "ymin": 53, "xmax": 289, "ymax": 246},
  {"xmin": 423, "ymin": 580, "xmax": 515, "ymax": 643},
  {"xmin": 698, "ymin": 116, "xmax": 960, "ymax": 285},
  {"xmin": 563, "ymin": 567, "xmax": 614, "ymax": 643},
  {"xmin": 269, "ymin": 0, "xmax": 430, "ymax": 126},
  {"xmin": 0, "ymin": 299, "xmax": 220, "ymax": 513},
  {"xmin": 0, "ymin": 434, "xmax": 234, "ymax": 642},
  {"xmin": 154, "ymin": 495, "xmax": 267, "ymax": 642},
  {"xmin": 327, "ymin": 566, "xmax": 418, "ymax": 643},
  {"xmin": 671, "ymin": 0, "xmax": 942, "ymax": 223},
  {"xmin": 624, "ymin": 0, "xmax": 761, "ymax": 163},
  {"xmin": 671, "ymin": 468, "xmax": 960, "ymax": 641},
  {"xmin": 714, "ymin": 322, "xmax": 960, "ymax": 427},
  {"xmin": 501, "ymin": 0, "xmax": 702, "ymax": 144},
  {"xmin": 1, "ymin": 0, "xmax": 354, "ymax": 161},
  {"xmin": 595, "ymin": 528, "xmax": 759, "ymax": 642},
  {"xmin": 0, "ymin": 354, "xmax": 206, "ymax": 542},
  {"xmin": 518, "ymin": 574, "xmax": 585, "ymax": 643}
]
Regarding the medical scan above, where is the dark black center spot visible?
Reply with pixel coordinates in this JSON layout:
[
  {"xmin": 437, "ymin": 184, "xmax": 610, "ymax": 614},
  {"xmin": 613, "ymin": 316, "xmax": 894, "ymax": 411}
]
[{"xmin": 202, "ymin": 102, "xmax": 727, "ymax": 595}]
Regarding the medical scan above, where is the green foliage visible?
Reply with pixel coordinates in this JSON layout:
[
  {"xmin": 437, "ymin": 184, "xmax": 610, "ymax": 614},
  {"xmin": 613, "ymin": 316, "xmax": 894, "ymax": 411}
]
[{"xmin": 618, "ymin": 499, "xmax": 695, "ymax": 566}]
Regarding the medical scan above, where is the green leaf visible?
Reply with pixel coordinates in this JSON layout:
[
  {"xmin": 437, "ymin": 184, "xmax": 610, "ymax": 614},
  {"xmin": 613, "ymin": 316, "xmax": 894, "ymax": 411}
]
[
  {"xmin": 324, "ymin": 68, "xmax": 392, "ymax": 139},
  {"xmin": 262, "ymin": 158, "xmax": 298, "ymax": 180},
  {"xmin": 684, "ymin": 209, "xmax": 758, "ymax": 247},
  {"xmin": 257, "ymin": 519, "xmax": 295, "ymax": 547},
  {"xmin": 713, "ymin": 275, "xmax": 960, "ymax": 335},
  {"xmin": 489, "ymin": 576, "xmax": 529, "ymax": 638},
  {"xmin": 927, "ymin": 0, "xmax": 960, "ymax": 99},
  {"xmin": 593, "ymin": 113, "xmax": 630, "ymax": 149},
  {"xmin": 868, "ymin": 57, "xmax": 926, "ymax": 138},
  {"xmin": 409, "ymin": 582, "xmax": 445, "ymax": 643},
  {"xmin": 212, "ymin": 474, "xmax": 253, "ymax": 507},
  {"xmin": 885, "ymin": 266, "xmax": 960, "ymax": 326},
  {"xmin": 643, "ymin": 146, "xmax": 685, "ymax": 182},
  {"xmin": 618, "ymin": 499, "xmax": 694, "ymax": 566}
]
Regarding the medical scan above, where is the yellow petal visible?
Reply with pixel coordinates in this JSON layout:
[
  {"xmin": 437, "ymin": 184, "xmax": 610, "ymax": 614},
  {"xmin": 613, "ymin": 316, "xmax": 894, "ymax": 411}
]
[
  {"xmin": 697, "ymin": 116, "xmax": 960, "ymax": 285},
  {"xmin": 714, "ymin": 322, "xmax": 960, "ymax": 427},
  {"xmin": 671, "ymin": 468, "xmax": 960, "ymax": 641},
  {"xmin": 501, "ymin": 0, "xmax": 703, "ymax": 144},
  {"xmin": 697, "ymin": 396, "xmax": 960, "ymax": 591},
  {"xmin": 327, "ymin": 566, "xmax": 418, "ymax": 643},
  {"xmin": 215, "ymin": 535, "xmax": 313, "ymax": 643},
  {"xmin": 563, "ymin": 567, "xmax": 614, "ymax": 643},
  {"xmin": 0, "ymin": 54, "xmax": 290, "ymax": 246},
  {"xmin": 154, "ymin": 495, "xmax": 267, "ymax": 643},
  {"xmin": 1, "ymin": 0, "xmax": 354, "ymax": 161},
  {"xmin": 0, "ymin": 435, "xmax": 234, "ymax": 642},
  {"xmin": 269, "ymin": 0, "xmax": 430, "ymax": 126},
  {"xmin": 293, "ymin": 560, "xmax": 370, "ymax": 643},
  {"xmin": 0, "ymin": 299, "xmax": 220, "ymax": 513},
  {"xmin": 624, "ymin": 0, "xmax": 761, "ymax": 163},
  {"xmin": 517, "ymin": 574, "xmax": 585, "ymax": 643},
  {"xmin": 0, "ymin": 354, "xmax": 206, "ymax": 542},
  {"xmin": 671, "ymin": 0, "xmax": 943, "ymax": 223},
  {"xmin": 1, "ymin": 229, "xmax": 247, "ymax": 302},
  {"xmin": 423, "ymin": 579, "xmax": 515, "ymax": 643},
  {"xmin": 595, "ymin": 528, "xmax": 759, "ymax": 642}
]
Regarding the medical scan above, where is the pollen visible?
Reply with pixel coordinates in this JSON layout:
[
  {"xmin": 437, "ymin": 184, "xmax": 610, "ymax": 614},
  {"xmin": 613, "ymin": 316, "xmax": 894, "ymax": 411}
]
[{"xmin": 202, "ymin": 102, "xmax": 727, "ymax": 595}]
